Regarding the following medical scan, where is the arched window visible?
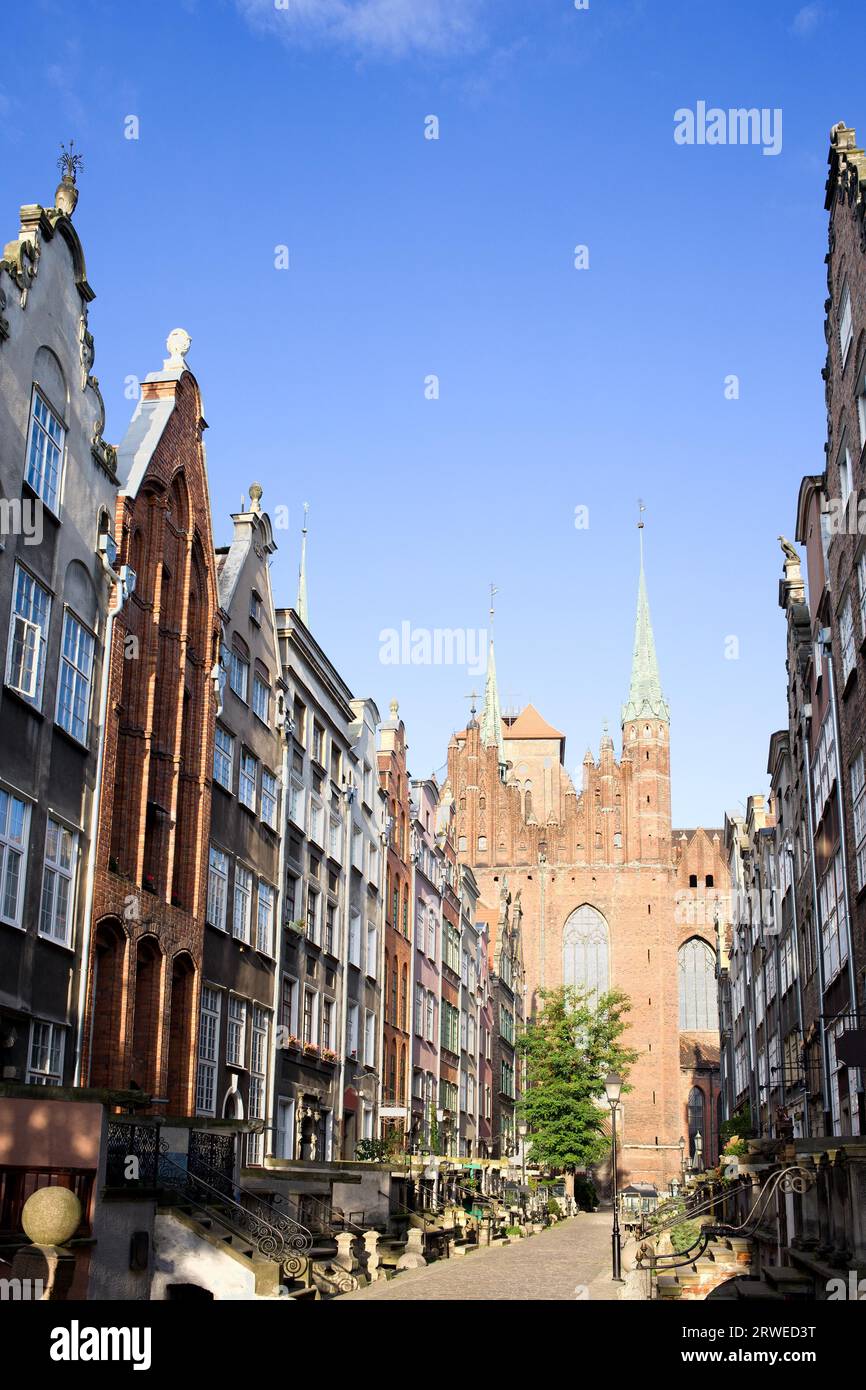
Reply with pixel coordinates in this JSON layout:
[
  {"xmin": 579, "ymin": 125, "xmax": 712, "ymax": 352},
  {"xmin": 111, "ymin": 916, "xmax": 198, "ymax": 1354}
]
[
  {"xmin": 678, "ymin": 937, "xmax": 718, "ymax": 1030},
  {"xmin": 562, "ymin": 905, "xmax": 609, "ymax": 997},
  {"xmin": 687, "ymin": 1086, "xmax": 705, "ymax": 1154}
]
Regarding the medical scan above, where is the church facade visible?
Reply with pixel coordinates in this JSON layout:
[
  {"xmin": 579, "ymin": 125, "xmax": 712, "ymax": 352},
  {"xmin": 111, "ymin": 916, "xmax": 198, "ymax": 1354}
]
[{"xmin": 446, "ymin": 538, "xmax": 727, "ymax": 1189}]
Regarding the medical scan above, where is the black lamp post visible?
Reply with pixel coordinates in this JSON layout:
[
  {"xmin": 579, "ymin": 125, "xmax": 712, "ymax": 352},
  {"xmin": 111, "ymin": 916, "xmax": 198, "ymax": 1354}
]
[{"xmin": 604, "ymin": 1072, "xmax": 624, "ymax": 1282}]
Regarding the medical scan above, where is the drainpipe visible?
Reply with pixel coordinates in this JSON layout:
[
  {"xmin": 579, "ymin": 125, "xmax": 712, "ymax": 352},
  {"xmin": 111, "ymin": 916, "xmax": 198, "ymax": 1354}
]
[
  {"xmin": 823, "ymin": 641, "xmax": 862, "ymax": 1133},
  {"xmin": 73, "ymin": 552, "xmax": 134, "ymax": 1086},
  {"xmin": 800, "ymin": 706, "xmax": 833, "ymax": 1134}
]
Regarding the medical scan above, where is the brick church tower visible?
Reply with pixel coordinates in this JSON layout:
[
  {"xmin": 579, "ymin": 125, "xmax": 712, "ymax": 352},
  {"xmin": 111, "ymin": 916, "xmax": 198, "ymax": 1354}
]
[{"xmin": 447, "ymin": 531, "xmax": 727, "ymax": 1188}]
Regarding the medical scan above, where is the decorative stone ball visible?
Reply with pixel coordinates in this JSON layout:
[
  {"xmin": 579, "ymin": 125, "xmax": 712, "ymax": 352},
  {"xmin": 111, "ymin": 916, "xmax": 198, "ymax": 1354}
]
[{"xmin": 21, "ymin": 1186, "xmax": 82, "ymax": 1248}]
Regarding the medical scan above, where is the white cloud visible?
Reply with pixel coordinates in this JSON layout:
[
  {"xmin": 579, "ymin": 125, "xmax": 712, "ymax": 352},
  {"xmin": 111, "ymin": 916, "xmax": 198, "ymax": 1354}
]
[
  {"xmin": 790, "ymin": 3, "xmax": 824, "ymax": 37},
  {"xmin": 236, "ymin": 0, "xmax": 487, "ymax": 58}
]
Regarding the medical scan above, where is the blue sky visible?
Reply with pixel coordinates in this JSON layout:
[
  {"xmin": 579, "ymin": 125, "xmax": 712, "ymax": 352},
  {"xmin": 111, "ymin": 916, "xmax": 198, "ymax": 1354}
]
[{"xmin": 1, "ymin": 0, "xmax": 860, "ymax": 824}]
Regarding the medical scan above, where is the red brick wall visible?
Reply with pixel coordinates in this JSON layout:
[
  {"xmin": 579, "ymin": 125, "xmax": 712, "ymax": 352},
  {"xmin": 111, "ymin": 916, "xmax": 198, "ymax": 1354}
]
[{"xmin": 82, "ymin": 370, "xmax": 220, "ymax": 1113}]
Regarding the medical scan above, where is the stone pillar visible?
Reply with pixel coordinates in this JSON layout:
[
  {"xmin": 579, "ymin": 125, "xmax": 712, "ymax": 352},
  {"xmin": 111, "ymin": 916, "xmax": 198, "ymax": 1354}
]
[
  {"xmin": 396, "ymin": 1227, "xmax": 427, "ymax": 1270},
  {"xmin": 334, "ymin": 1232, "xmax": 357, "ymax": 1272},
  {"xmin": 363, "ymin": 1229, "xmax": 382, "ymax": 1282}
]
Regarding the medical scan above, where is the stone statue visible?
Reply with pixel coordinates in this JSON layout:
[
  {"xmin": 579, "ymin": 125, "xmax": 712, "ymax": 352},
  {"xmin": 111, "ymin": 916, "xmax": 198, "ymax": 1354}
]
[{"xmin": 778, "ymin": 535, "xmax": 799, "ymax": 563}]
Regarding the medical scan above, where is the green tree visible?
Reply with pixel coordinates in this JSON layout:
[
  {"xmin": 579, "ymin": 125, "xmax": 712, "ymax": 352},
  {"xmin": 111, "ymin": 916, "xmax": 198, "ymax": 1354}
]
[{"xmin": 517, "ymin": 986, "xmax": 638, "ymax": 1172}]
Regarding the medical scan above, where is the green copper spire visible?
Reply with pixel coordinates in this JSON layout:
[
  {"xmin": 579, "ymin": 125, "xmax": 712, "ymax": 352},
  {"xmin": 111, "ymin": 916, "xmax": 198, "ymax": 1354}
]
[
  {"xmin": 622, "ymin": 513, "xmax": 670, "ymax": 725},
  {"xmin": 296, "ymin": 502, "xmax": 309, "ymax": 626},
  {"xmin": 480, "ymin": 585, "xmax": 506, "ymax": 771}
]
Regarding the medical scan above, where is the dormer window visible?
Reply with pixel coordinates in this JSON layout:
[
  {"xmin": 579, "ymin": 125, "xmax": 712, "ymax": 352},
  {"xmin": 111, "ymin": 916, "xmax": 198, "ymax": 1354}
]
[{"xmin": 25, "ymin": 389, "xmax": 65, "ymax": 514}]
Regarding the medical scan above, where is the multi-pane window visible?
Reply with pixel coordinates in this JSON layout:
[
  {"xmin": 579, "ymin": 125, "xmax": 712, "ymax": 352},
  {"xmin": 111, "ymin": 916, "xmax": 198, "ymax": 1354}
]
[
  {"xmin": 253, "ymin": 674, "xmax": 269, "ymax": 723},
  {"xmin": 310, "ymin": 799, "xmax": 324, "ymax": 845},
  {"xmin": 427, "ymin": 915, "xmax": 436, "ymax": 959},
  {"xmin": 365, "ymin": 922, "xmax": 378, "ymax": 978},
  {"xmin": 239, "ymin": 749, "xmax": 258, "ymax": 810},
  {"xmin": 303, "ymin": 989, "xmax": 318, "ymax": 1045},
  {"xmin": 0, "ymin": 788, "xmax": 29, "ymax": 926},
  {"xmin": 858, "ymin": 552, "xmax": 866, "ymax": 637},
  {"xmin": 346, "ymin": 1001, "xmax": 359, "ymax": 1056},
  {"xmin": 261, "ymin": 769, "xmax": 278, "ymax": 829},
  {"xmin": 233, "ymin": 864, "xmax": 253, "ymax": 943},
  {"xmin": 249, "ymin": 590, "xmax": 263, "ymax": 625},
  {"xmin": 500, "ymin": 1060, "xmax": 515, "ymax": 1098},
  {"xmin": 213, "ymin": 725, "xmax": 234, "ymax": 790},
  {"xmin": 441, "ymin": 1001, "xmax": 460, "ymax": 1054},
  {"xmin": 312, "ymin": 723, "xmax": 324, "ymax": 764},
  {"xmin": 196, "ymin": 986, "xmax": 221, "ymax": 1114},
  {"xmin": 678, "ymin": 937, "xmax": 719, "ymax": 1030},
  {"xmin": 499, "ymin": 1005, "xmax": 514, "ymax": 1044},
  {"xmin": 207, "ymin": 846, "xmax": 228, "ymax": 930},
  {"xmin": 324, "ymin": 901, "xmax": 336, "ymax": 954},
  {"xmin": 227, "ymin": 997, "xmax": 247, "ymax": 1066},
  {"xmin": 840, "ymin": 596, "xmax": 856, "ymax": 682},
  {"xmin": 322, "ymin": 998, "xmax": 334, "ymax": 1051},
  {"xmin": 306, "ymin": 888, "xmax": 320, "ymax": 944},
  {"xmin": 414, "ymin": 984, "xmax": 424, "ymax": 1035},
  {"xmin": 289, "ymin": 779, "xmax": 304, "ymax": 827},
  {"xmin": 818, "ymin": 852, "xmax": 848, "ymax": 984},
  {"xmin": 279, "ymin": 974, "xmax": 297, "ymax": 1036},
  {"xmin": 439, "ymin": 1079, "xmax": 458, "ymax": 1113},
  {"xmin": 7, "ymin": 564, "xmax": 51, "ymax": 707},
  {"xmin": 256, "ymin": 881, "xmax": 275, "ymax": 955},
  {"xmin": 26, "ymin": 390, "xmax": 64, "ymax": 512},
  {"xmin": 56, "ymin": 612, "xmax": 94, "ymax": 743},
  {"xmin": 425, "ymin": 991, "xmax": 435, "ymax": 1043},
  {"xmin": 27, "ymin": 1020, "xmax": 64, "ymax": 1085},
  {"xmin": 329, "ymin": 817, "xmax": 340, "ymax": 859},
  {"xmin": 460, "ymin": 1010, "xmax": 468, "ymax": 1051},
  {"xmin": 364, "ymin": 1009, "xmax": 376, "ymax": 1066},
  {"xmin": 812, "ymin": 715, "xmax": 835, "ymax": 821},
  {"xmin": 247, "ymin": 1006, "xmax": 269, "ymax": 1165},
  {"xmin": 229, "ymin": 648, "xmax": 249, "ymax": 702},
  {"xmin": 444, "ymin": 923, "xmax": 460, "ymax": 973},
  {"xmin": 852, "ymin": 752, "xmax": 866, "ymax": 892},
  {"xmin": 39, "ymin": 818, "xmax": 77, "ymax": 945},
  {"xmin": 348, "ymin": 910, "xmax": 361, "ymax": 967}
]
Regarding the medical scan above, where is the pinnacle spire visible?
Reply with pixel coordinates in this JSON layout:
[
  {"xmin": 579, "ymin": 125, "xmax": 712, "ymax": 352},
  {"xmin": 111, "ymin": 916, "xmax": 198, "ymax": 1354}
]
[
  {"xmin": 479, "ymin": 585, "xmax": 506, "ymax": 772},
  {"xmin": 296, "ymin": 502, "xmax": 309, "ymax": 625},
  {"xmin": 622, "ymin": 509, "xmax": 669, "ymax": 725}
]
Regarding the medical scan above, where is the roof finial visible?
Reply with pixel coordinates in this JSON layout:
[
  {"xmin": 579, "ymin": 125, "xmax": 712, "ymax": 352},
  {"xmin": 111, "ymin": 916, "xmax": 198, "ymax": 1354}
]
[
  {"xmin": 296, "ymin": 502, "xmax": 309, "ymax": 625},
  {"xmin": 249, "ymin": 483, "xmax": 263, "ymax": 515},
  {"xmin": 622, "ymin": 510, "xmax": 669, "ymax": 726},
  {"xmin": 55, "ymin": 140, "xmax": 83, "ymax": 217},
  {"xmin": 164, "ymin": 328, "xmax": 192, "ymax": 371},
  {"xmin": 637, "ymin": 497, "xmax": 646, "ymax": 567}
]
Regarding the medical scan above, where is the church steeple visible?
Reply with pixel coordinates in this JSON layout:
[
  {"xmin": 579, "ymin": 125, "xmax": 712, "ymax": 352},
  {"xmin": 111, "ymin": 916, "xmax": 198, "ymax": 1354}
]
[
  {"xmin": 622, "ymin": 509, "xmax": 669, "ymax": 725},
  {"xmin": 479, "ymin": 585, "xmax": 506, "ymax": 775},
  {"xmin": 296, "ymin": 502, "xmax": 309, "ymax": 626}
]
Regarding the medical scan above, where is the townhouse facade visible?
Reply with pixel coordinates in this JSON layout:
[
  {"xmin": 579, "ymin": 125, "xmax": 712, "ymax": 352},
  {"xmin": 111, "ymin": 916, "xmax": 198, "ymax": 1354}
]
[
  {"xmin": 410, "ymin": 776, "xmax": 446, "ymax": 1152},
  {"xmin": 458, "ymin": 866, "xmax": 482, "ymax": 1157},
  {"xmin": 0, "ymin": 160, "xmax": 117, "ymax": 1090},
  {"xmin": 199, "ymin": 486, "xmax": 283, "ymax": 1159},
  {"xmin": 378, "ymin": 701, "xmax": 412, "ymax": 1140}
]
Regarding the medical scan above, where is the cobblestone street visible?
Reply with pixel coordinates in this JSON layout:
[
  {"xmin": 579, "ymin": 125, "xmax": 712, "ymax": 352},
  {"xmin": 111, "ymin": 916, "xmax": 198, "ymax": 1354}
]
[{"xmin": 337, "ymin": 1212, "xmax": 637, "ymax": 1302}]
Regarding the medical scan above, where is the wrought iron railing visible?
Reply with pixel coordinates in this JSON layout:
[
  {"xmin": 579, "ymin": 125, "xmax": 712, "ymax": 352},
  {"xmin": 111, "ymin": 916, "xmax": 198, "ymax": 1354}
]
[{"xmin": 157, "ymin": 1146, "xmax": 312, "ymax": 1263}]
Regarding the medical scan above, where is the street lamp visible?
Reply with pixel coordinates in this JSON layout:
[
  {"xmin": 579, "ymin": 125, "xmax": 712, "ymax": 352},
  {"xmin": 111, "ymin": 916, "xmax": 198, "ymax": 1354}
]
[
  {"xmin": 604, "ymin": 1072, "xmax": 624, "ymax": 1283},
  {"xmin": 518, "ymin": 1120, "xmax": 528, "ymax": 1190},
  {"xmin": 679, "ymin": 1134, "xmax": 686, "ymax": 1176}
]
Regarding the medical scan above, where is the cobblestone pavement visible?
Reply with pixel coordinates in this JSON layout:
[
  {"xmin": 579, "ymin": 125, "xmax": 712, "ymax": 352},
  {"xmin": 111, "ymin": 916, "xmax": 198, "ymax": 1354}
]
[{"xmin": 336, "ymin": 1211, "xmax": 635, "ymax": 1302}]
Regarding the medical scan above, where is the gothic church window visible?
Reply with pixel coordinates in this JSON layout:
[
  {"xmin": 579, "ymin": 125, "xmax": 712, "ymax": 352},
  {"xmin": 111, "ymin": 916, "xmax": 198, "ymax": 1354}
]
[
  {"xmin": 562, "ymin": 905, "xmax": 609, "ymax": 997},
  {"xmin": 678, "ymin": 937, "xmax": 718, "ymax": 1031}
]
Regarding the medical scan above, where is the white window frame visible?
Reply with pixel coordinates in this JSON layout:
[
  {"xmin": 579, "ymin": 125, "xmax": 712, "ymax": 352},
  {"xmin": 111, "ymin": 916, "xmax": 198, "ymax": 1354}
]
[
  {"xmin": 195, "ymin": 986, "xmax": 221, "ymax": 1115},
  {"xmin": 348, "ymin": 909, "xmax": 361, "ymax": 968},
  {"xmin": 839, "ymin": 280, "xmax": 854, "ymax": 365},
  {"xmin": 207, "ymin": 845, "xmax": 229, "ymax": 931},
  {"xmin": 256, "ymin": 880, "xmax": 275, "ymax": 956},
  {"xmin": 252, "ymin": 674, "xmax": 269, "ymax": 724},
  {"xmin": 346, "ymin": 1001, "xmax": 360, "ymax": 1057},
  {"xmin": 0, "ymin": 787, "xmax": 31, "ymax": 928},
  {"xmin": 276, "ymin": 1097, "xmax": 296, "ymax": 1159},
  {"xmin": 233, "ymin": 863, "xmax": 253, "ymax": 943},
  {"xmin": 25, "ymin": 387, "xmax": 65, "ymax": 514},
  {"xmin": 365, "ymin": 922, "xmax": 378, "ymax": 979},
  {"xmin": 852, "ymin": 752, "xmax": 866, "ymax": 893},
  {"xmin": 229, "ymin": 648, "xmax": 249, "ymax": 702},
  {"xmin": 364, "ymin": 1009, "xmax": 376, "ymax": 1067},
  {"xmin": 239, "ymin": 749, "xmax": 258, "ymax": 811},
  {"xmin": 55, "ymin": 610, "xmax": 95, "ymax": 744},
  {"xmin": 39, "ymin": 816, "xmax": 77, "ymax": 947},
  {"xmin": 289, "ymin": 778, "xmax": 305, "ymax": 828},
  {"xmin": 214, "ymin": 725, "xmax": 234, "ymax": 790},
  {"xmin": 27, "ymin": 1019, "xmax": 64, "ymax": 1085},
  {"xmin": 261, "ymin": 768, "xmax": 278, "ymax": 829},
  {"xmin": 841, "ymin": 595, "xmax": 856, "ymax": 682},
  {"xmin": 6, "ymin": 563, "xmax": 51, "ymax": 708},
  {"xmin": 226, "ymin": 996, "xmax": 247, "ymax": 1068}
]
